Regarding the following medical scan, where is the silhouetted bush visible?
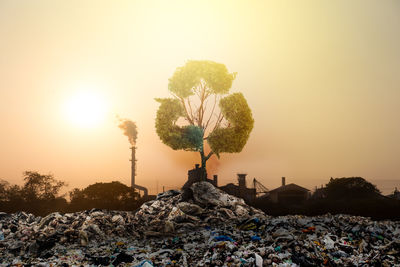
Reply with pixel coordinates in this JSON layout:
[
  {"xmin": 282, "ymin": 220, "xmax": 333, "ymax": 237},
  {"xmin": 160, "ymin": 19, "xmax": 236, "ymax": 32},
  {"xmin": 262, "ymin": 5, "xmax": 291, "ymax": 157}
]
[
  {"xmin": 325, "ymin": 177, "xmax": 381, "ymax": 198},
  {"xmin": 254, "ymin": 177, "xmax": 400, "ymax": 220},
  {"xmin": 0, "ymin": 173, "xmax": 154, "ymax": 215},
  {"xmin": 0, "ymin": 172, "xmax": 69, "ymax": 216},
  {"xmin": 1, "ymin": 174, "xmax": 399, "ymax": 219},
  {"xmin": 67, "ymin": 181, "xmax": 146, "ymax": 212}
]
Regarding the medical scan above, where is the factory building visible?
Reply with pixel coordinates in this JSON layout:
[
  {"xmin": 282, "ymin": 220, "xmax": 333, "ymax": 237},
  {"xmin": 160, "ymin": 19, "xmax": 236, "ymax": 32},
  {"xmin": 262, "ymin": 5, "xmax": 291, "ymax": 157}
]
[
  {"xmin": 183, "ymin": 165, "xmax": 311, "ymax": 205},
  {"xmin": 267, "ymin": 177, "xmax": 310, "ymax": 203},
  {"xmin": 218, "ymin": 174, "xmax": 257, "ymax": 204},
  {"xmin": 182, "ymin": 164, "xmax": 218, "ymax": 189}
]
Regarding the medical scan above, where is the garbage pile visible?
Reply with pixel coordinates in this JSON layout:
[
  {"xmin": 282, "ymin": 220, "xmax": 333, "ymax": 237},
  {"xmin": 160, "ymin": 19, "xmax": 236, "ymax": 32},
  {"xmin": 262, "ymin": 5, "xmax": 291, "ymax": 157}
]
[{"xmin": 1, "ymin": 181, "xmax": 400, "ymax": 266}]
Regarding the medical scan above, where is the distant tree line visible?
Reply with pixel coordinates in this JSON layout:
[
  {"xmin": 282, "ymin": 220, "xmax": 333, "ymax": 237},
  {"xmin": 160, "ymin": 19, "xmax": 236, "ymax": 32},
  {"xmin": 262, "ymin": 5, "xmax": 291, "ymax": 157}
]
[
  {"xmin": 0, "ymin": 171, "xmax": 150, "ymax": 216},
  {"xmin": 254, "ymin": 177, "xmax": 400, "ymax": 220},
  {"xmin": 1, "ymin": 172, "xmax": 399, "ymax": 220}
]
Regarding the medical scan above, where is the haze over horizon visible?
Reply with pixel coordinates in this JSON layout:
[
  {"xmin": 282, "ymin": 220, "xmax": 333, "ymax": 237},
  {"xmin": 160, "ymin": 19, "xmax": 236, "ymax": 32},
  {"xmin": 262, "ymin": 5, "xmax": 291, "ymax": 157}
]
[{"xmin": 1, "ymin": 1, "xmax": 399, "ymax": 195}]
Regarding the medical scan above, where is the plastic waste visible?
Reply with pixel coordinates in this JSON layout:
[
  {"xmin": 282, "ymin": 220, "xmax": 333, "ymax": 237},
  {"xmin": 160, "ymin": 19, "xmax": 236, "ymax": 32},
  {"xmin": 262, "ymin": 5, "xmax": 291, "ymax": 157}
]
[
  {"xmin": 214, "ymin": 235, "xmax": 234, "ymax": 242},
  {"xmin": 0, "ymin": 182, "xmax": 399, "ymax": 266},
  {"xmin": 237, "ymin": 217, "xmax": 261, "ymax": 231},
  {"xmin": 136, "ymin": 260, "xmax": 154, "ymax": 267},
  {"xmin": 323, "ymin": 235, "xmax": 335, "ymax": 250},
  {"xmin": 255, "ymin": 253, "xmax": 263, "ymax": 267}
]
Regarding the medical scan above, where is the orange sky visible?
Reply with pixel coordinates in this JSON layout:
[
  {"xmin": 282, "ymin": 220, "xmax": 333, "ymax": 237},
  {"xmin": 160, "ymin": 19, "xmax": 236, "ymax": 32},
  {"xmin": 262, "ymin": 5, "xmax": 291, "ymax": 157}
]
[{"xmin": 1, "ymin": 1, "xmax": 399, "ymax": 195}]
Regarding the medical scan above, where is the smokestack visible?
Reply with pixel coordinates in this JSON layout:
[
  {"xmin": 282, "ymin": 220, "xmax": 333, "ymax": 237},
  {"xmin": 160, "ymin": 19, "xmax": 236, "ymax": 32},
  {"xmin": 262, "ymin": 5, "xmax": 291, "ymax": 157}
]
[
  {"xmin": 213, "ymin": 175, "xmax": 218, "ymax": 187},
  {"xmin": 118, "ymin": 118, "xmax": 148, "ymax": 197},
  {"xmin": 118, "ymin": 118, "xmax": 138, "ymax": 188},
  {"xmin": 131, "ymin": 146, "xmax": 136, "ymax": 188},
  {"xmin": 238, "ymin": 173, "xmax": 247, "ymax": 189},
  {"xmin": 282, "ymin": 176, "xmax": 286, "ymax": 186}
]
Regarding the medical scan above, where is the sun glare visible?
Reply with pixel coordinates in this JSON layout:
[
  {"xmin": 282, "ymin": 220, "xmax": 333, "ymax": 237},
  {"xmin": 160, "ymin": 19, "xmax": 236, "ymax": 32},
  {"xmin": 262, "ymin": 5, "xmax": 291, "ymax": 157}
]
[{"xmin": 63, "ymin": 90, "xmax": 107, "ymax": 128}]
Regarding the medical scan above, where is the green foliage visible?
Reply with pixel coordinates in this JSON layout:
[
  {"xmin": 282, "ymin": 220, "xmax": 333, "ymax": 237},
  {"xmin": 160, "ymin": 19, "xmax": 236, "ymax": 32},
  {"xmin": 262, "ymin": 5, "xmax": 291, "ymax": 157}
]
[
  {"xmin": 156, "ymin": 60, "xmax": 254, "ymax": 169},
  {"xmin": 208, "ymin": 93, "xmax": 254, "ymax": 157},
  {"xmin": 168, "ymin": 60, "xmax": 236, "ymax": 98},
  {"xmin": 326, "ymin": 177, "xmax": 381, "ymax": 199},
  {"xmin": 155, "ymin": 98, "xmax": 203, "ymax": 151}
]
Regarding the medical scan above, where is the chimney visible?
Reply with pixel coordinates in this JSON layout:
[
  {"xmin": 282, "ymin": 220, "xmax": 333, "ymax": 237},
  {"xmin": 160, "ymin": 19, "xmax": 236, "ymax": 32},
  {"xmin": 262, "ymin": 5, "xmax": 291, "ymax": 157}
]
[
  {"xmin": 213, "ymin": 175, "xmax": 218, "ymax": 187},
  {"xmin": 282, "ymin": 176, "xmax": 286, "ymax": 186},
  {"xmin": 238, "ymin": 173, "xmax": 247, "ymax": 189},
  {"xmin": 131, "ymin": 146, "xmax": 136, "ymax": 188}
]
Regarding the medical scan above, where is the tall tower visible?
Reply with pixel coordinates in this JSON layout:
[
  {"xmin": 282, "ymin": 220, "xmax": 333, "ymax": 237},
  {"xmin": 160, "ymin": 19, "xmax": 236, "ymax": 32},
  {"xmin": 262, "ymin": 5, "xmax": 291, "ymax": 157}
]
[
  {"xmin": 238, "ymin": 173, "xmax": 247, "ymax": 189},
  {"xmin": 130, "ymin": 146, "xmax": 136, "ymax": 188}
]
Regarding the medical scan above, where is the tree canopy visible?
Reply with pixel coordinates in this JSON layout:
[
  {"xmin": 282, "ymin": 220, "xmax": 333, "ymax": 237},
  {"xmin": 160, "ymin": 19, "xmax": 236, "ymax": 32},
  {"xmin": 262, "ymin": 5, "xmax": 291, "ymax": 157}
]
[
  {"xmin": 69, "ymin": 181, "xmax": 140, "ymax": 210},
  {"xmin": 1, "ymin": 175, "xmax": 147, "ymax": 215},
  {"xmin": 168, "ymin": 60, "xmax": 236, "ymax": 98},
  {"xmin": 22, "ymin": 171, "xmax": 66, "ymax": 201},
  {"xmin": 208, "ymin": 92, "xmax": 254, "ymax": 157},
  {"xmin": 0, "ymin": 171, "xmax": 67, "ymax": 216},
  {"xmin": 155, "ymin": 60, "xmax": 254, "ymax": 173},
  {"xmin": 0, "ymin": 179, "xmax": 9, "ymax": 202},
  {"xmin": 326, "ymin": 177, "xmax": 381, "ymax": 198}
]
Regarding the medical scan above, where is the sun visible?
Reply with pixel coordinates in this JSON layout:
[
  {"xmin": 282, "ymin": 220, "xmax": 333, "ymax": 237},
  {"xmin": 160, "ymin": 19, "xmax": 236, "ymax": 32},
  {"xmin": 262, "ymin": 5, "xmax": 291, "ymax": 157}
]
[{"xmin": 63, "ymin": 90, "xmax": 108, "ymax": 128}]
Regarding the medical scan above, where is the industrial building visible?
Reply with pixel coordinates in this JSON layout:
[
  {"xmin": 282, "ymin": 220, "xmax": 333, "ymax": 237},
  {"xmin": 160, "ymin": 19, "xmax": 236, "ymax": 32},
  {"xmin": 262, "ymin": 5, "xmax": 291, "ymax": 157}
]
[
  {"xmin": 267, "ymin": 177, "xmax": 310, "ymax": 203},
  {"xmin": 387, "ymin": 188, "xmax": 400, "ymax": 200},
  {"xmin": 183, "ymin": 165, "xmax": 311, "ymax": 204},
  {"xmin": 182, "ymin": 164, "xmax": 218, "ymax": 189},
  {"xmin": 129, "ymin": 146, "xmax": 148, "ymax": 197},
  {"xmin": 219, "ymin": 174, "xmax": 257, "ymax": 203},
  {"xmin": 183, "ymin": 165, "xmax": 268, "ymax": 204}
]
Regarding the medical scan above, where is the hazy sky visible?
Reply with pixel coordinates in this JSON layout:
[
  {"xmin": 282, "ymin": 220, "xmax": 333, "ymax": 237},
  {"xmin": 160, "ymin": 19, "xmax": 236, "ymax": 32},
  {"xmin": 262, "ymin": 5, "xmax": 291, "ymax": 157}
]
[{"xmin": 1, "ymin": 1, "xmax": 399, "ymax": 194}]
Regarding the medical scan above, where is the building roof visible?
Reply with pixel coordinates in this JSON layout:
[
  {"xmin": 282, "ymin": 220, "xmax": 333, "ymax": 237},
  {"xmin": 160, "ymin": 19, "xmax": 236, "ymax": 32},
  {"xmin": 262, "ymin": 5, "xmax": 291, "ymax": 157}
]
[{"xmin": 269, "ymin": 183, "xmax": 310, "ymax": 194}]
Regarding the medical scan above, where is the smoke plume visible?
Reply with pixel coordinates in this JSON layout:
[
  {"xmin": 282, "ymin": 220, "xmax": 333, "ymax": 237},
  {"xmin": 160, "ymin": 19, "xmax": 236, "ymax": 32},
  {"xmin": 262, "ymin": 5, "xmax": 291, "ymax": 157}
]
[{"xmin": 118, "ymin": 118, "xmax": 138, "ymax": 146}]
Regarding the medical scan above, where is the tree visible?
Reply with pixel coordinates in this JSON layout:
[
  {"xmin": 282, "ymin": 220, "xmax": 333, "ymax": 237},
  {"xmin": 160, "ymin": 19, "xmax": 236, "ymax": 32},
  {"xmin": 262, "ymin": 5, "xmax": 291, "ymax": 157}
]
[
  {"xmin": 325, "ymin": 177, "xmax": 381, "ymax": 199},
  {"xmin": 0, "ymin": 179, "xmax": 8, "ymax": 202},
  {"xmin": 155, "ymin": 60, "xmax": 254, "ymax": 176},
  {"xmin": 0, "ymin": 172, "xmax": 67, "ymax": 215},
  {"xmin": 69, "ymin": 181, "xmax": 139, "ymax": 210},
  {"xmin": 22, "ymin": 171, "xmax": 66, "ymax": 201}
]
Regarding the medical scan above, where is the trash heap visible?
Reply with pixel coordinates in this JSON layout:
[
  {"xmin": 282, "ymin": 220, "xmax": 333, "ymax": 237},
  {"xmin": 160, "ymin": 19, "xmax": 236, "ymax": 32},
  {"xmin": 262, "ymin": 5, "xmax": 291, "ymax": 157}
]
[{"xmin": 0, "ymin": 181, "xmax": 400, "ymax": 266}]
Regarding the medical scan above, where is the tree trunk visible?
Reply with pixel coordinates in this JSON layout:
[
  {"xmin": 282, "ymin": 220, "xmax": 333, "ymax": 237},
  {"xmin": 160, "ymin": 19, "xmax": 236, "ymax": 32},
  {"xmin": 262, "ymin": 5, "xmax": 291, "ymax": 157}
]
[{"xmin": 200, "ymin": 150, "xmax": 207, "ymax": 181}]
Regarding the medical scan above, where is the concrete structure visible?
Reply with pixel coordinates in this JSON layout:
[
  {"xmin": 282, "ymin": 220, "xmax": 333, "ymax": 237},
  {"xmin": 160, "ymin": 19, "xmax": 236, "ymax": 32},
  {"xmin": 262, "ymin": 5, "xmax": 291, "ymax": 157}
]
[
  {"xmin": 268, "ymin": 177, "xmax": 310, "ymax": 203},
  {"xmin": 182, "ymin": 164, "xmax": 217, "ymax": 189},
  {"xmin": 387, "ymin": 187, "xmax": 400, "ymax": 200},
  {"xmin": 182, "ymin": 167, "xmax": 266, "ymax": 204},
  {"xmin": 219, "ymin": 173, "xmax": 256, "ymax": 204},
  {"xmin": 311, "ymin": 186, "xmax": 327, "ymax": 199},
  {"xmin": 130, "ymin": 146, "xmax": 148, "ymax": 197}
]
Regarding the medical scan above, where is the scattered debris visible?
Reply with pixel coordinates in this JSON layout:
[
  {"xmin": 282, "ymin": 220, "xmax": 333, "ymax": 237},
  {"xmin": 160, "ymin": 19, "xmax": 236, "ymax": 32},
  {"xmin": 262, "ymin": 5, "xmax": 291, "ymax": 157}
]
[{"xmin": 1, "ymin": 182, "xmax": 399, "ymax": 266}]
